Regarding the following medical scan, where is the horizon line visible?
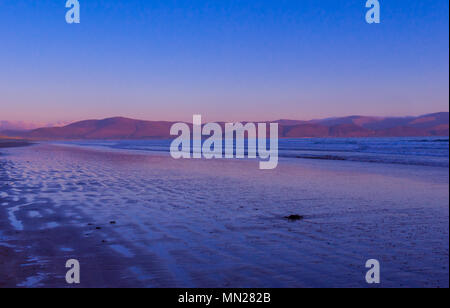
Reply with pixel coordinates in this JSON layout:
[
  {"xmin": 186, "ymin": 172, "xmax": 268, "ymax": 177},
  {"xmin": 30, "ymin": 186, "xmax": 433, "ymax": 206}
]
[{"xmin": 2, "ymin": 111, "xmax": 449, "ymax": 128}]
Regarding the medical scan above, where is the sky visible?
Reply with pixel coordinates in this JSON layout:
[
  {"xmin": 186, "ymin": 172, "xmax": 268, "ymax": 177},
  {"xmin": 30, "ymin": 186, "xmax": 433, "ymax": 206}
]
[{"xmin": 0, "ymin": 0, "xmax": 449, "ymax": 124}]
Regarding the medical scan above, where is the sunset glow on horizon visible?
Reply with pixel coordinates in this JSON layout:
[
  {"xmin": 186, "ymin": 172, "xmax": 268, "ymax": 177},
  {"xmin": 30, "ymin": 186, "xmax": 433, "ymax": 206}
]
[{"xmin": 1, "ymin": 0, "xmax": 448, "ymax": 124}]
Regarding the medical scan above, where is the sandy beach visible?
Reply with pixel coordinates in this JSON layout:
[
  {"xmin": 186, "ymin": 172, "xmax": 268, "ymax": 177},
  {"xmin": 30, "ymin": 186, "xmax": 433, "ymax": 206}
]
[{"xmin": 0, "ymin": 143, "xmax": 449, "ymax": 288}]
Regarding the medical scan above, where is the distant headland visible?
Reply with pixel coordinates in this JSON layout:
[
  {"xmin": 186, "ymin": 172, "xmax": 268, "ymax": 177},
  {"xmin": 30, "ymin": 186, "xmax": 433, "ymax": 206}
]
[{"xmin": 1, "ymin": 112, "xmax": 448, "ymax": 140}]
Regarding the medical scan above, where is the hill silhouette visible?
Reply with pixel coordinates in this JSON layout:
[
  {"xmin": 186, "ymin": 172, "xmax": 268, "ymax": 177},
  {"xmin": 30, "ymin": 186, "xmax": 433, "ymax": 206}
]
[{"xmin": 1, "ymin": 112, "xmax": 448, "ymax": 140}]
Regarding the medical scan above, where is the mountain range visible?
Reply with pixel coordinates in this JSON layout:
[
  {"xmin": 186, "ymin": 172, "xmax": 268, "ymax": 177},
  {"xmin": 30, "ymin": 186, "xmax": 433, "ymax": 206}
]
[{"xmin": 1, "ymin": 112, "xmax": 448, "ymax": 140}]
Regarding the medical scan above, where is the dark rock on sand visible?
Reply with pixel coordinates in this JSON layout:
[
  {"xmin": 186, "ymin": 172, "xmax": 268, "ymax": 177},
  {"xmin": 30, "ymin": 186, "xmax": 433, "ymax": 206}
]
[{"xmin": 285, "ymin": 215, "xmax": 304, "ymax": 221}]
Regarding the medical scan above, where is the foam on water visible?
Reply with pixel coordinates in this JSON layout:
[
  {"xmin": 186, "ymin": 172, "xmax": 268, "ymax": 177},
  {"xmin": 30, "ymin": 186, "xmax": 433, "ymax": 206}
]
[{"xmin": 56, "ymin": 137, "xmax": 449, "ymax": 167}]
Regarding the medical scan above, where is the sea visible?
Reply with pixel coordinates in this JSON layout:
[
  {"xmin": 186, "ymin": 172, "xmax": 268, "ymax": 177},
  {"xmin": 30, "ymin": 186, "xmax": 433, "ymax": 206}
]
[{"xmin": 56, "ymin": 137, "xmax": 449, "ymax": 168}]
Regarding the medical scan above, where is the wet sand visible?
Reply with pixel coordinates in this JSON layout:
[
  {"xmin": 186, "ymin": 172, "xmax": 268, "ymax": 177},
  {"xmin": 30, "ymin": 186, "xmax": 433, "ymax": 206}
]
[{"xmin": 0, "ymin": 144, "xmax": 449, "ymax": 287}]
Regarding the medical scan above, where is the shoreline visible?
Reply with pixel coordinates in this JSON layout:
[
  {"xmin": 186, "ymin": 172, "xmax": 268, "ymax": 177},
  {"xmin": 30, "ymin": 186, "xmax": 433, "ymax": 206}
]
[
  {"xmin": 0, "ymin": 139, "xmax": 33, "ymax": 149},
  {"xmin": 1, "ymin": 143, "xmax": 448, "ymax": 287}
]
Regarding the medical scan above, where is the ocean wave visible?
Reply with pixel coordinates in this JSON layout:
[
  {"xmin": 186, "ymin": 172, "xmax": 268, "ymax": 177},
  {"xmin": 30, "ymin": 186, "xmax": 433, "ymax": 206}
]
[
  {"xmin": 55, "ymin": 137, "xmax": 449, "ymax": 168},
  {"xmin": 284, "ymin": 153, "xmax": 449, "ymax": 167}
]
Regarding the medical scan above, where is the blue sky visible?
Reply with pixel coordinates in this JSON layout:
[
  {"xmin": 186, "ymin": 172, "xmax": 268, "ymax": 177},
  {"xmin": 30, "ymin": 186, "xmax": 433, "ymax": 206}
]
[{"xmin": 0, "ymin": 0, "xmax": 448, "ymax": 123}]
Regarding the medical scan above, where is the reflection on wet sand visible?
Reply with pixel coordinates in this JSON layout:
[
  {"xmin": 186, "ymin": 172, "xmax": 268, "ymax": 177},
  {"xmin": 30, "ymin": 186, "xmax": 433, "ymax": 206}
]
[{"xmin": 0, "ymin": 144, "xmax": 449, "ymax": 287}]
